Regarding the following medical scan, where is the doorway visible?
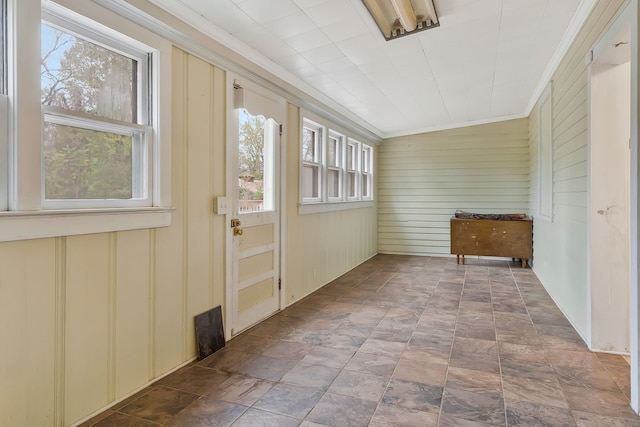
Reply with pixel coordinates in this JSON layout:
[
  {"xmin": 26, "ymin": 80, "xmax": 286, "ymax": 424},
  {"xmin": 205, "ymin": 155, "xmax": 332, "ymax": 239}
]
[
  {"xmin": 588, "ymin": 0, "xmax": 638, "ymax": 412},
  {"xmin": 225, "ymin": 78, "xmax": 286, "ymax": 337}
]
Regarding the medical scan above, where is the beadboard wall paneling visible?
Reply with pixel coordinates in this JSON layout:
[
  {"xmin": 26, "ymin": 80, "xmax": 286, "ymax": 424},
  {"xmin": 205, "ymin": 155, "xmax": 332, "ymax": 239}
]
[
  {"xmin": 378, "ymin": 119, "xmax": 529, "ymax": 257},
  {"xmin": 284, "ymin": 104, "xmax": 378, "ymax": 304}
]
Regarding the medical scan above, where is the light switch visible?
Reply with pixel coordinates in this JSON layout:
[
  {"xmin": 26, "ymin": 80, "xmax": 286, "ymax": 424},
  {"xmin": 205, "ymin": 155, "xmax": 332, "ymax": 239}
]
[{"xmin": 213, "ymin": 197, "xmax": 227, "ymax": 215}]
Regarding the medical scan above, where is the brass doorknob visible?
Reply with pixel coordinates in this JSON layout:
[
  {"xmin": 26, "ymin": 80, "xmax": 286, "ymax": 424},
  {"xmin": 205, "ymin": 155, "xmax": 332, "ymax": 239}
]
[{"xmin": 233, "ymin": 227, "xmax": 243, "ymax": 236}]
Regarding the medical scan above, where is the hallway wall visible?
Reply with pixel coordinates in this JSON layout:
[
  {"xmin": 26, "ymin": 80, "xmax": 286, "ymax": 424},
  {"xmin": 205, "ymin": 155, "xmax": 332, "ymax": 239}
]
[
  {"xmin": 1, "ymin": 43, "xmax": 377, "ymax": 427},
  {"xmin": 377, "ymin": 119, "xmax": 529, "ymax": 256},
  {"xmin": 528, "ymin": 0, "xmax": 627, "ymax": 340}
]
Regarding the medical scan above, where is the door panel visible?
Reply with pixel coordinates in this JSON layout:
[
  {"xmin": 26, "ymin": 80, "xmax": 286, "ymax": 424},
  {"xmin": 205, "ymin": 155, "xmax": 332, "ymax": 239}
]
[{"xmin": 228, "ymin": 86, "xmax": 282, "ymax": 336}]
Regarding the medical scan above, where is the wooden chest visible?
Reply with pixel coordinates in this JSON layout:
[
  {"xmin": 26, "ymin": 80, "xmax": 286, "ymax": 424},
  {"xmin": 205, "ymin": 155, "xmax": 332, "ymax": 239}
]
[{"xmin": 450, "ymin": 218, "xmax": 533, "ymax": 267}]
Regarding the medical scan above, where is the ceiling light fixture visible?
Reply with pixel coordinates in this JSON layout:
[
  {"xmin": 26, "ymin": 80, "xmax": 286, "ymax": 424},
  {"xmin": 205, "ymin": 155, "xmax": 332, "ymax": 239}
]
[{"xmin": 362, "ymin": 0, "xmax": 439, "ymax": 41}]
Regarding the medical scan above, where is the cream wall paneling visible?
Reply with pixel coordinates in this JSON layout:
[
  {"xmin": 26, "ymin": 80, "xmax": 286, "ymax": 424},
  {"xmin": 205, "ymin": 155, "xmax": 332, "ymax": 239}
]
[{"xmin": 377, "ymin": 119, "xmax": 529, "ymax": 257}]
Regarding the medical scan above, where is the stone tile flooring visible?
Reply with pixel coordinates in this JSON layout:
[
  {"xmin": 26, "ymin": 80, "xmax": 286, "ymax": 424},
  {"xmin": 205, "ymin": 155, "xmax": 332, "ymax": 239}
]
[{"xmin": 82, "ymin": 255, "xmax": 639, "ymax": 426}]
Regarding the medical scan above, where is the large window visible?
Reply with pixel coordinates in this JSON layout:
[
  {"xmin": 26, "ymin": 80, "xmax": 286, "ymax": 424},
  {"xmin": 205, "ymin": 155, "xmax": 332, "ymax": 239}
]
[
  {"xmin": 300, "ymin": 113, "xmax": 374, "ymax": 211},
  {"xmin": 0, "ymin": 0, "xmax": 171, "ymax": 242},
  {"xmin": 41, "ymin": 15, "xmax": 151, "ymax": 208}
]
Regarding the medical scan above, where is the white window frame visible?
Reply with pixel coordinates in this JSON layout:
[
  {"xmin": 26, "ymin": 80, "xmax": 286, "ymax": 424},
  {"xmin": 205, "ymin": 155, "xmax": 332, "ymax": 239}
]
[
  {"xmin": 538, "ymin": 82, "xmax": 553, "ymax": 221},
  {"xmin": 301, "ymin": 118, "xmax": 323, "ymax": 203},
  {"xmin": 326, "ymin": 130, "xmax": 344, "ymax": 202},
  {"xmin": 361, "ymin": 144, "xmax": 373, "ymax": 200},
  {"xmin": 0, "ymin": 0, "xmax": 172, "ymax": 242},
  {"xmin": 298, "ymin": 110, "xmax": 375, "ymax": 214},
  {"xmin": 346, "ymin": 138, "xmax": 360, "ymax": 201},
  {"xmin": 40, "ymin": 11, "xmax": 153, "ymax": 209}
]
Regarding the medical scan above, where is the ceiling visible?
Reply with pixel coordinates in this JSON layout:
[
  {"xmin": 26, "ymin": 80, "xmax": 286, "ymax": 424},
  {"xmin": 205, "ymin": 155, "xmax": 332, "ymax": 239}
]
[{"xmin": 150, "ymin": 0, "xmax": 590, "ymax": 138}]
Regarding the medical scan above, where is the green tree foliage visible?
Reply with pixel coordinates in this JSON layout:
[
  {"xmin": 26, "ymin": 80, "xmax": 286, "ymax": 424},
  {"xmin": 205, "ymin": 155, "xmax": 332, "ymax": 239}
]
[
  {"xmin": 238, "ymin": 113, "xmax": 265, "ymax": 180},
  {"xmin": 41, "ymin": 25, "xmax": 137, "ymax": 200}
]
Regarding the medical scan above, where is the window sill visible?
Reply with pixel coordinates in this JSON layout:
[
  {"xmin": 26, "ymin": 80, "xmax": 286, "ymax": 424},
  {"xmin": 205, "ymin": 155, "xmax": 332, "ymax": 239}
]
[
  {"xmin": 0, "ymin": 207, "xmax": 173, "ymax": 242},
  {"xmin": 298, "ymin": 200, "xmax": 374, "ymax": 215}
]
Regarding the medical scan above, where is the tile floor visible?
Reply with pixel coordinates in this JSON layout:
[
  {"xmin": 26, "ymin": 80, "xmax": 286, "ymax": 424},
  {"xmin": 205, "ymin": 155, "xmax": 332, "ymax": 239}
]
[{"xmin": 82, "ymin": 255, "xmax": 640, "ymax": 426}]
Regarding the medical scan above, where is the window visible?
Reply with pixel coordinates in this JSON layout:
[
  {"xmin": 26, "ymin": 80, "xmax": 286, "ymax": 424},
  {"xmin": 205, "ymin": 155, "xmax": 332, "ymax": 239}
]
[
  {"xmin": 301, "ymin": 120, "xmax": 322, "ymax": 201},
  {"xmin": 41, "ymin": 15, "xmax": 151, "ymax": 208},
  {"xmin": 362, "ymin": 144, "xmax": 373, "ymax": 199},
  {"xmin": 346, "ymin": 139, "xmax": 359, "ymax": 200},
  {"xmin": 538, "ymin": 83, "xmax": 553, "ymax": 220},
  {"xmin": 299, "ymin": 111, "xmax": 375, "ymax": 213},
  {"xmin": 327, "ymin": 131, "xmax": 343, "ymax": 200},
  {"xmin": 0, "ymin": 0, "xmax": 172, "ymax": 242}
]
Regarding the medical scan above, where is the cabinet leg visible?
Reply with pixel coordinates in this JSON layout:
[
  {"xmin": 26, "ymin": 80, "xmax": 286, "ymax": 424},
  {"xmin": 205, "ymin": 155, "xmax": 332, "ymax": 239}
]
[
  {"xmin": 462, "ymin": 255, "xmax": 465, "ymax": 265},
  {"xmin": 456, "ymin": 255, "xmax": 460, "ymax": 264},
  {"xmin": 522, "ymin": 258, "xmax": 527, "ymax": 268}
]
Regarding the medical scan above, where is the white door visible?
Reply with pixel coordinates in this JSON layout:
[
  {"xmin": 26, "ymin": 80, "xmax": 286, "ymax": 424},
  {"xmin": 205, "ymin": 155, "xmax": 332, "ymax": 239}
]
[{"xmin": 227, "ymin": 80, "xmax": 284, "ymax": 337}]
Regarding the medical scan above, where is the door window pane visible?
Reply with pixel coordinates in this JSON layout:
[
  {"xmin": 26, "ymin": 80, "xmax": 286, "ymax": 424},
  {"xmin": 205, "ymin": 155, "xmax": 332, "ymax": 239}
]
[{"xmin": 238, "ymin": 108, "xmax": 276, "ymax": 213}]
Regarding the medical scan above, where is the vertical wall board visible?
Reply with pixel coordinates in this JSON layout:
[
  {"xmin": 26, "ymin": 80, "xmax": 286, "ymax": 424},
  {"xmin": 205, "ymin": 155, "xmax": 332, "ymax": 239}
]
[
  {"xmin": 211, "ymin": 66, "xmax": 227, "ymax": 311},
  {"xmin": 284, "ymin": 104, "xmax": 378, "ymax": 305},
  {"xmin": 115, "ymin": 230, "xmax": 151, "ymax": 397},
  {"xmin": 64, "ymin": 234, "xmax": 110, "ymax": 424},
  {"xmin": 378, "ymin": 119, "xmax": 529, "ymax": 256},
  {"xmin": 529, "ymin": 0, "xmax": 626, "ymax": 337},
  {"xmin": 285, "ymin": 104, "xmax": 303, "ymax": 303},
  {"xmin": 0, "ymin": 239, "xmax": 56, "ymax": 427},
  {"xmin": 154, "ymin": 47, "xmax": 187, "ymax": 375},
  {"xmin": 186, "ymin": 54, "xmax": 214, "ymax": 358}
]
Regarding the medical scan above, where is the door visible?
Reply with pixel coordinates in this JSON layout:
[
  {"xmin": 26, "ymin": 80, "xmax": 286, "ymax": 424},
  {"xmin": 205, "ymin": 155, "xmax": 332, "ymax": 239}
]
[{"xmin": 228, "ymin": 81, "xmax": 284, "ymax": 336}]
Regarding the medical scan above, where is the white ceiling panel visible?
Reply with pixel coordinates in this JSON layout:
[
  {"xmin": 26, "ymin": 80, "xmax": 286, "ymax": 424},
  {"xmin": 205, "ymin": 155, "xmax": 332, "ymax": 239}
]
[{"xmin": 164, "ymin": 0, "xmax": 593, "ymax": 137}]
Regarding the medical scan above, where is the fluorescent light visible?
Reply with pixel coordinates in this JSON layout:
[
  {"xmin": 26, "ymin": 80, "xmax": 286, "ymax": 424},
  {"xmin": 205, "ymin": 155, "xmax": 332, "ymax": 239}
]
[
  {"xmin": 391, "ymin": 0, "xmax": 417, "ymax": 32},
  {"xmin": 361, "ymin": 0, "xmax": 439, "ymax": 41}
]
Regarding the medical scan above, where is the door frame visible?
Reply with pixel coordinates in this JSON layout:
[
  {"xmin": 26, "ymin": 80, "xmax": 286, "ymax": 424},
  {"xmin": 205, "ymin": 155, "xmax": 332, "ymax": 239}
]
[
  {"xmin": 224, "ymin": 73, "xmax": 287, "ymax": 340},
  {"xmin": 587, "ymin": 0, "xmax": 639, "ymax": 412}
]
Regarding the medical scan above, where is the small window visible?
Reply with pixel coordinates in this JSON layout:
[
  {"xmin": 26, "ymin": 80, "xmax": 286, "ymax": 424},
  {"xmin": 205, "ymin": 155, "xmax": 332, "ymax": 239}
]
[
  {"xmin": 362, "ymin": 144, "xmax": 372, "ymax": 199},
  {"xmin": 327, "ymin": 132, "xmax": 343, "ymax": 200},
  {"xmin": 301, "ymin": 120, "xmax": 322, "ymax": 201},
  {"xmin": 346, "ymin": 139, "xmax": 359, "ymax": 200},
  {"xmin": 40, "ymin": 17, "xmax": 152, "ymax": 208}
]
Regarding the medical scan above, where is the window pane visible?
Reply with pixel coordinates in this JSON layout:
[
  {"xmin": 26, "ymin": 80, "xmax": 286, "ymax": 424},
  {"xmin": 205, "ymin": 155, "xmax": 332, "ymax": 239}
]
[
  {"xmin": 347, "ymin": 143, "xmax": 357, "ymax": 170},
  {"xmin": 44, "ymin": 122, "xmax": 136, "ymax": 199},
  {"xmin": 238, "ymin": 109, "xmax": 276, "ymax": 213},
  {"xmin": 302, "ymin": 164, "xmax": 319, "ymax": 198},
  {"xmin": 362, "ymin": 147, "xmax": 370, "ymax": 173},
  {"xmin": 347, "ymin": 171, "xmax": 356, "ymax": 197},
  {"xmin": 328, "ymin": 169, "xmax": 340, "ymax": 198},
  {"xmin": 328, "ymin": 136, "xmax": 340, "ymax": 167},
  {"xmin": 41, "ymin": 23, "xmax": 137, "ymax": 123},
  {"xmin": 362, "ymin": 174, "xmax": 369, "ymax": 197},
  {"xmin": 302, "ymin": 128, "xmax": 316, "ymax": 162}
]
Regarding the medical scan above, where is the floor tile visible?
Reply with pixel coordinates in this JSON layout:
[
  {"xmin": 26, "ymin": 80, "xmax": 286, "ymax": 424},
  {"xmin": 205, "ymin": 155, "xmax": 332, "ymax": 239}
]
[
  {"xmin": 368, "ymin": 402, "xmax": 437, "ymax": 426},
  {"xmin": 236, "ymin": 355, "xmax": 298, "ymax": 381},
  {"xmin": 118, "ymin": 386, "xmax": 200, "ymax": 425},
  {"xmin": 393, "ymin": 356, "xmax": 448, "ymax": 387},
  {"xmin": 441, "ymin": 386, "xmax": 505, "ymax": 425},
  {"xmin": 229, "ymin": 408, "xmax": 300, "ymax": 427},
  {"xmin": 280, "ymin": 362, "xmax": 340, "ymax": 390},
  {"xmin": 327, "ymin": 369, "xmax": 389, "ymax": 402},
  {"xmin": 502, "ymin": 374, "xmax": 569, "ymax": 409},
  {"xmin": 205, "ymin": 374, "xmax": 274, "ymax": 406},
  {"xmin": 253, "ymin": 383, "xmax": 323, "ymax": 418},
  {"xmin": 90, "ymin": 411, "xmax": 160, "ymax": 427},
  {"xmin": 505, "ymin": 399, "xmax": 576, "ymax": 426},
  {"xmin": 169, "ymin": 397, "xmax": 247, "ymax": 427},
  {"xmin": 157, "ymin": 365, "xmax": 229, "ymax": 395},
  {"xmin": 305, "ymin": 392, "xmax": 377, "ymax": 427},
  {"xmin": 343, "ymin": 350, "xmax": 399, "ymax": 377},
  {"xmin": 381, "ymin": 378, "xmax": 443, "ymax": 413}
]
